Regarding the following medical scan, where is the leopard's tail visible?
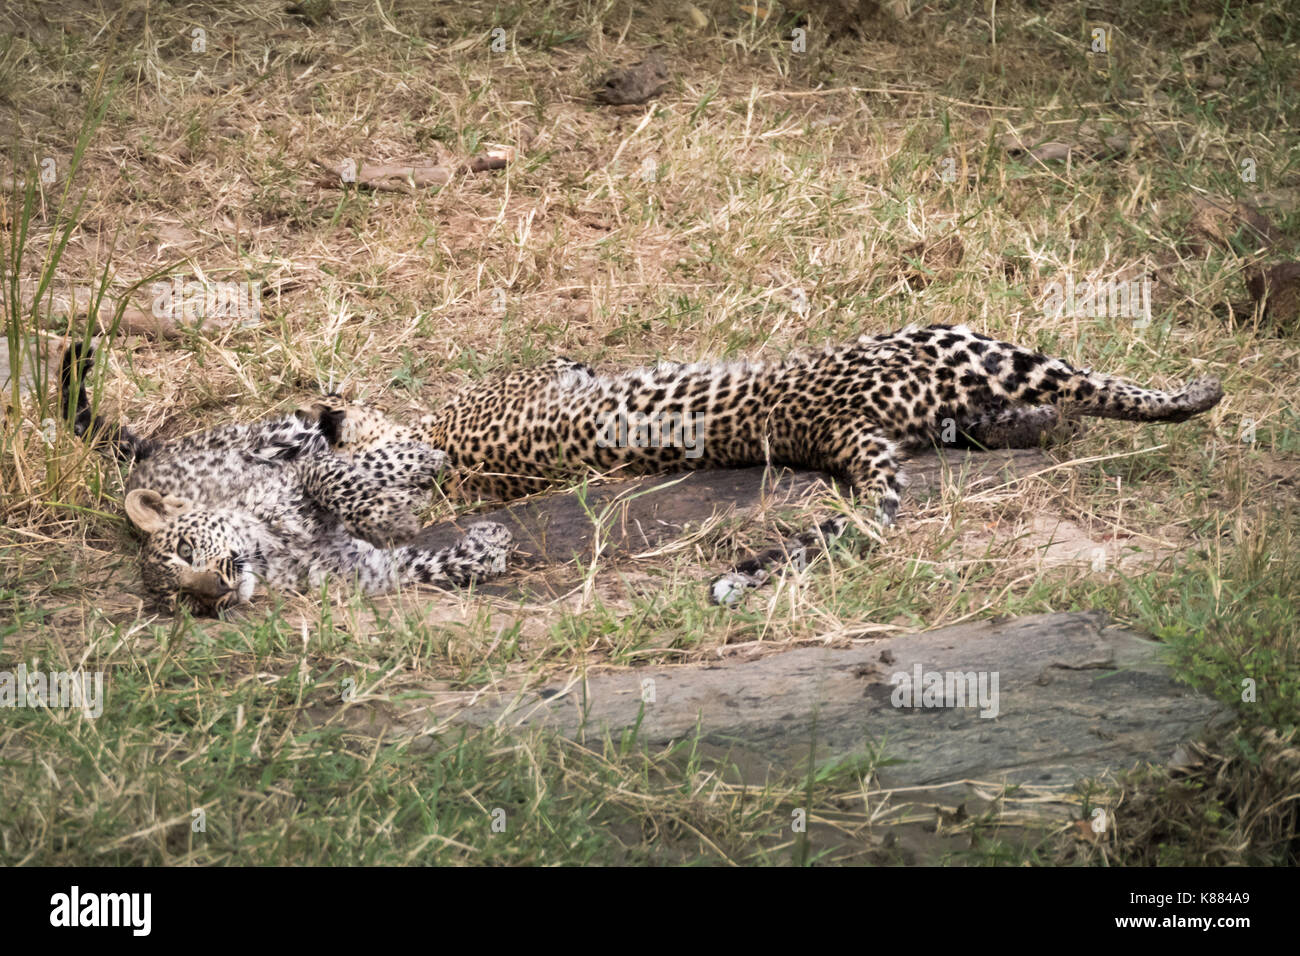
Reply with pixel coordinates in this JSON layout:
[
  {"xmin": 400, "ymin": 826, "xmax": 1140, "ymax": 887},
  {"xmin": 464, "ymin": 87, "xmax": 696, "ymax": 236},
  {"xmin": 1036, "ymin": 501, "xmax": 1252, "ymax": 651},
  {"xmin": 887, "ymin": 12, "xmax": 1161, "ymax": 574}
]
[
  {"xmin": 59, "ymin": 342, "xmax": 156, "ymax": 462},
  {"xmin": 978, "ymin": 336, "xmax": 1223, "ymax": 423}
]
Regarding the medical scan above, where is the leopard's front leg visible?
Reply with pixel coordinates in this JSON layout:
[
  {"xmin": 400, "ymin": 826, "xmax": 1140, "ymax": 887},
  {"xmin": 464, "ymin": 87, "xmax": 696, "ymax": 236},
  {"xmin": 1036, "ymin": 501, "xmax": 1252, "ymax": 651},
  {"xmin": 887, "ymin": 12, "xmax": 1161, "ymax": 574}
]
[
  {"xmin": 392, "ymin": 522, "xmax": 514, "ymax": 588},
  {"xmin": 709, "ymin": 516, "xmax": 848, "ymax": 605},
  {"xmin": 307, "ymin": 522, "xmax": 513, "ymax": 594},
  {"xmin": 709, "ymin": 418, "xmax": 899, "ymax": 605}
]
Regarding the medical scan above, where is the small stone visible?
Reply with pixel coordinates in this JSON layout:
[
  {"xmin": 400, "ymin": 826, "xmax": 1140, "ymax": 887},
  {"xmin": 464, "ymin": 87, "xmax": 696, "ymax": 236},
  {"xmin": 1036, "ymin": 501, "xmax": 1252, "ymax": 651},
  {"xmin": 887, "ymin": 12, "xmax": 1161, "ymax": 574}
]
[
  {"xmin": 595, "ymin": 52, "xmax": 671, "ymax": 106},
  {"xmin": 1245, "ymin": 262, "xmax": 1300, "ymax": 332},
  {"xmin": 286, "ymin": 0, "xmax": 333, "ymax": 25},
  {"xmin": 1188, "ymin": 196, "xmax": 1280, "ymax": 254}
]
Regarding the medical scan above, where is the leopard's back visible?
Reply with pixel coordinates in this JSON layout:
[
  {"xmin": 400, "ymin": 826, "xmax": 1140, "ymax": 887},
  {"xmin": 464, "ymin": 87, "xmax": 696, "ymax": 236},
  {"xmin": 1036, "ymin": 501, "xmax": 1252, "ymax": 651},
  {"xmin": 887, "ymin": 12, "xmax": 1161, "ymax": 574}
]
[
  {"xmin": 413, "ymin": 323, "xmax": 1223, "ymax": 504},
  {"xmin": 417, "ymin": 328, "xmax": 966, "ymax": 498}
]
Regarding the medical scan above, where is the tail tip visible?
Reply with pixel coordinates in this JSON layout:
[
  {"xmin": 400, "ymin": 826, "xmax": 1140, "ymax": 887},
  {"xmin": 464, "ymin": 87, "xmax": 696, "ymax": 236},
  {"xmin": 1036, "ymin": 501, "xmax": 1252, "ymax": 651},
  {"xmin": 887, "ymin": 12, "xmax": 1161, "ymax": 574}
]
[{"xmin": 1182, "ymin": 376, "xmax": 1224, "ymax": 413}]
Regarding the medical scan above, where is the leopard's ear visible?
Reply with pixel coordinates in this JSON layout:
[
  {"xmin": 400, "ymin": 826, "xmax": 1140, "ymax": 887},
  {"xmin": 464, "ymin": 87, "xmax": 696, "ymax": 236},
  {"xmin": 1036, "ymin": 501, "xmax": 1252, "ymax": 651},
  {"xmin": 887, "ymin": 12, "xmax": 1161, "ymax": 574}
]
[
  {"xmin": 125, "ymin": 489, "xmax": 192, "ymax": 534},
  {"xmin": 296, "ymin": 400, "xmax": 348, "ymax": 446}
]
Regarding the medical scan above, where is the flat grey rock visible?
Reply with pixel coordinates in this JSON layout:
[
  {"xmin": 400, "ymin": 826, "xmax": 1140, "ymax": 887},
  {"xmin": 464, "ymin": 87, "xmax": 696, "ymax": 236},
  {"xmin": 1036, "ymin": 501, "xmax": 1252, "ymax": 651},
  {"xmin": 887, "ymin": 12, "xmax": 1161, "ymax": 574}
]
[
  {"xmin": 453, "ymin": 611, "xmax": 1221, "ymax": 790},
  {"xmin": 0, "ymin": 335, "xmax": 45, "ymax": 403}
]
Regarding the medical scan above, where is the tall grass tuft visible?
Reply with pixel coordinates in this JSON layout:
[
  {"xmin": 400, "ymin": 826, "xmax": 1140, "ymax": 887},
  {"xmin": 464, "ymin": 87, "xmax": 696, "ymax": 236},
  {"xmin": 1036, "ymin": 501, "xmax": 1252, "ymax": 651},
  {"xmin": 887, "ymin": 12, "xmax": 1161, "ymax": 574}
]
[{"xmin": 2, "ymin": 66, "xmax": 117, "ymax": 522}]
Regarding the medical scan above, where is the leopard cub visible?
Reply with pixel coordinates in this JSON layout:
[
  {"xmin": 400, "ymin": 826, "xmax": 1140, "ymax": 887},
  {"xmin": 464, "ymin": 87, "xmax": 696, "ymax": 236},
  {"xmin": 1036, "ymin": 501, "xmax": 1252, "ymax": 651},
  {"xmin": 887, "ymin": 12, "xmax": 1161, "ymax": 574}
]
[{"xmin": 62, "ymin": 344, "xmax": 510, "ymax": 615}]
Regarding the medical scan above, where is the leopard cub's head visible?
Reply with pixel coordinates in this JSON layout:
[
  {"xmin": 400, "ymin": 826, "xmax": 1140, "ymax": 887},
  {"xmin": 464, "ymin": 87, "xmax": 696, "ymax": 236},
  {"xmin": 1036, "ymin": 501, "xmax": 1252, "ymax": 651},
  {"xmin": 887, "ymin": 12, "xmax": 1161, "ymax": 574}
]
[{"xmin": 125, "ymin": 489, "xmax": 258, "ymax": 616}]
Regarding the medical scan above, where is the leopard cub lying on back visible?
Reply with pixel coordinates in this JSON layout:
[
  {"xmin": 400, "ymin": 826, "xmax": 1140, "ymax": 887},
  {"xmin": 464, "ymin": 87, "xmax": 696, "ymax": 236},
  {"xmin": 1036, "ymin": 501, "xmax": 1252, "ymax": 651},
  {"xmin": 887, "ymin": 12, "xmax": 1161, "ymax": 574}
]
[{"xmin": 62, "ymin": 344, "xmax": 510, "ymax": 615}]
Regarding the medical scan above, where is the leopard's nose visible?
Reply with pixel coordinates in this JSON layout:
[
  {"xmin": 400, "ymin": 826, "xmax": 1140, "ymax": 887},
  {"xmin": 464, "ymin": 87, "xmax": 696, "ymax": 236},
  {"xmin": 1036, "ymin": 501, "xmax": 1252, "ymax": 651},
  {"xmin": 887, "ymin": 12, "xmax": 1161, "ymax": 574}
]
[{"xmin": 177, "ymin": 569, "xmax": 233, "ymax": 599}]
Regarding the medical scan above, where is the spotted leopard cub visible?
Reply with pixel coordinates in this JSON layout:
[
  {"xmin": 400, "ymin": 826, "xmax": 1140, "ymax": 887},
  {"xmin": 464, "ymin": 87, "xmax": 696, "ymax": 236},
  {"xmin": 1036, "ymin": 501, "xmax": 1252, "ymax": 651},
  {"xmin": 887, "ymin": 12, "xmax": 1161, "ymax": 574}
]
[
  {"xmin": 62, "ymin": 345, "xmax": 511, "ymax": 615},
  {"xmin": 323, "ymin": 324, "xmax": 1223, "ymax": 604}
]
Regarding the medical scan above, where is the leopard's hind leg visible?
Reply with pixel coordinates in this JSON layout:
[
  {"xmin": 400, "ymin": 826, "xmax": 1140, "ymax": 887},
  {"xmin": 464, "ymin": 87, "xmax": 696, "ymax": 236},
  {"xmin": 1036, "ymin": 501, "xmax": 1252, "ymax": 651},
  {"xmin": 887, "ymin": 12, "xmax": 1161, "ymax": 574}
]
[
  {"xmin": 823, "ymin": 418, "xmax": 906, "ymax": 526},
  {"xmin": 953, "ymin": 404, "xmax": 1081, "ymax": 449},
  {"xmin": 301, "ymin": 442, "xmax": 447, "ymax": 545}
]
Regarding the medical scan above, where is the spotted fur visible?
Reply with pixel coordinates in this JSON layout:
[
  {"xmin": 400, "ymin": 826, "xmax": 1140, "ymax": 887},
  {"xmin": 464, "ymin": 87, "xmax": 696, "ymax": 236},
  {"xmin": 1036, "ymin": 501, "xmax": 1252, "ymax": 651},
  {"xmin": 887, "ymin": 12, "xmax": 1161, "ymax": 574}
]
[
  {"xmin": 68, "ymin": 323, "xmax": 1224, "ymax": 610},
  {"xmin": 325, "ymin": 323, "xmax": 1223, "ymax": 602},
  {"xmin": 62, "ymin": 345, "xmax": 511, "ymax": 615}
]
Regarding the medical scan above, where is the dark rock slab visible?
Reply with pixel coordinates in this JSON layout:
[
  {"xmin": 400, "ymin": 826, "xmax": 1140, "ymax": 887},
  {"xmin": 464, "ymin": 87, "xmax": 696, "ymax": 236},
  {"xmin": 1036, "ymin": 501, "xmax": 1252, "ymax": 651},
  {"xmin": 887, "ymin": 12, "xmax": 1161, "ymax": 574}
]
[
  {"xmin": 412, "ymin": 448, "xmax": 1051, "ymax": 596},
  {"xmin": 452, "ymin": 611, "xmax": 1221, "ymax": 790}
]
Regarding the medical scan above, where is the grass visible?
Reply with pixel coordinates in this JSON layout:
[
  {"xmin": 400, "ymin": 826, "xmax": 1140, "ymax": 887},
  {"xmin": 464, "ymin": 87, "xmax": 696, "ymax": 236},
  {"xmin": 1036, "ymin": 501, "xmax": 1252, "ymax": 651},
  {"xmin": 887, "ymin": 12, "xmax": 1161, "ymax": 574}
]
[{"xmin": 1, "ymin": 0, "xmax": 1297, "ymax": 864}]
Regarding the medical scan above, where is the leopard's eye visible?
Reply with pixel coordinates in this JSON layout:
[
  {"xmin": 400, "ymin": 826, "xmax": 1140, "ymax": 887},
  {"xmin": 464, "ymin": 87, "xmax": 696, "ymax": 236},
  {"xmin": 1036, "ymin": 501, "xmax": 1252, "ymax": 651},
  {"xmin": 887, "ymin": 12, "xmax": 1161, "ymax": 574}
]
[{"xmin": 176, "ymin": 541, "xmax": 193, "ymax": 562}]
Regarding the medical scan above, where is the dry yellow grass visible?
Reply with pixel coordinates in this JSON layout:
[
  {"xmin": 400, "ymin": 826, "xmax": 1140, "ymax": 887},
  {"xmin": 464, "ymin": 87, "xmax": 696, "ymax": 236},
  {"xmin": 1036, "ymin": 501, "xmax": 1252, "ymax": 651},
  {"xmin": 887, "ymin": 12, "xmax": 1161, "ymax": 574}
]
[
  {"xmin": 1, "ymin": 0, "xmax": 1295, "ymax": 653},
  {"xmin": 1, "ymin": 0, "xmax": 1297, "ymax": 864}
]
